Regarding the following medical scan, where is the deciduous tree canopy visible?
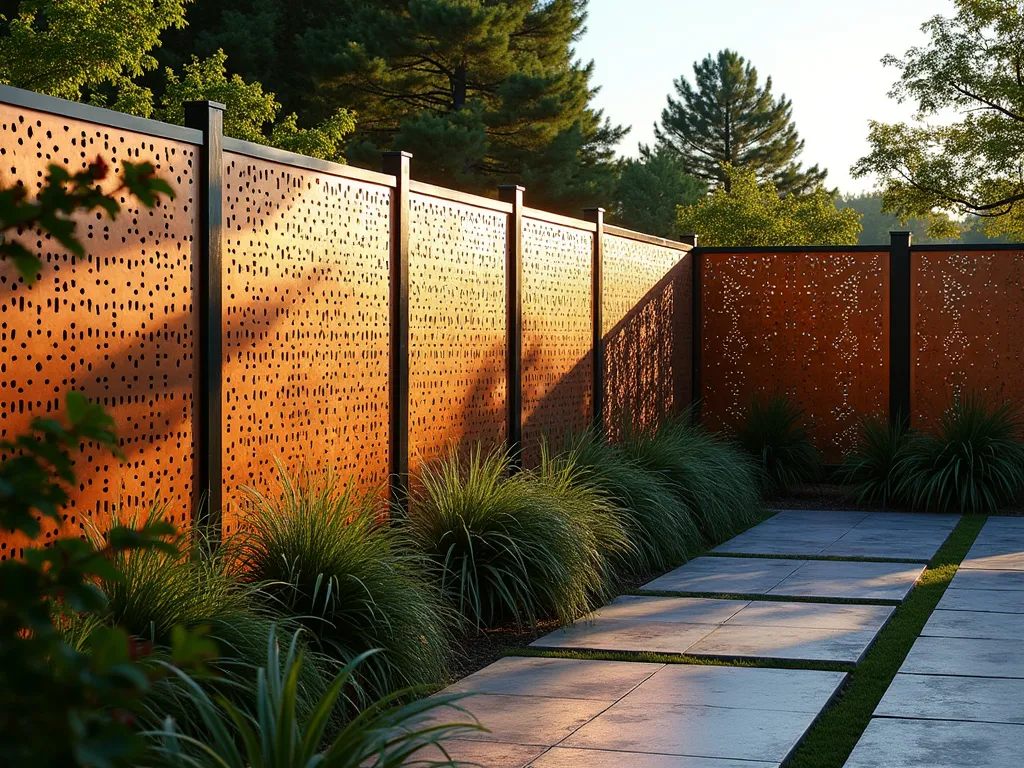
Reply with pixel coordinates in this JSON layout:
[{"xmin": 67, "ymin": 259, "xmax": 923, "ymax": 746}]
[
  {"xmin": 655, "ymin": 49, "xmax": 826, "ymax": 196},
  {"xmin": 854, "ymin": 0, "xmax": 1024, "ymax": 239},
  {"xmin": 677, "ymin": 166, "xmax": 860, "ymax": 247}
]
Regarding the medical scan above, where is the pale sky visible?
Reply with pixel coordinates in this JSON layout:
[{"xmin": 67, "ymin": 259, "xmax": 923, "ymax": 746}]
[{"xmin": 575, "ymin": 0, "xmax": 955, "ymax": 194}]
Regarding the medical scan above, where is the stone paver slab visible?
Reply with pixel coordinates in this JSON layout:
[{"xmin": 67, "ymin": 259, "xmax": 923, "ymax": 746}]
[
  {"xmin": 936, "ymin": 588, "xmax": 1024, "ymax": 614},
  {"xmin": 444, "ymin": 657, "xmax": 661, "ymax": 700},
  {"xmin": 623, "ymin": 664, "xmax": 846, "ymax": 713},
  {"xmin": 844, "ymin": 717, "xmax": 1024, "ymax": 768},
  {"xmin": 875, "ymin": 673, "xmax": 1024, "ymax": 724},
  {"xmin": 417, "ymin": 740, "xmax": 545, "ymax": 768},
  {"xmin": 960, "ymin": 546, "xmax": 1024, "ymax": 571},
  {"xmin": 949, "ymin": 568, "xmax": 1024, "ymax": 591},
  {"xmin": 591, "ymin": 595, "xmax": 747, "ymax": 624},
  {"xmin": 641, "ymin": 556, "xmax": 805, "ymax": 595},
  {"xmin": 922, "ymin": 609, "xmax": 1024, "ymax": 640},
  {"xmin": 819, "ymin": 528, "xmax": 948, "ymax": 560},
  {"xmin": 423, "ymin": 693, "xmax": 612, "ymax": 746},
  {"xmin": 529, "ymin": 748, "xmax": 777, "ymax": 767},
  {"xmin": 725, "ymin": 601, "xmax": 894, "ymax": 631},
  {"xmin": 900, "ymin": 636, "xmax": 1024, "ymax": 679},
  {"xmin": 561, "ymin": 700, "xmax": 822, "ymax": 763},
  {"xmin": 686, "ymin": 624, "xmax": 879, "ymax": 663},
  {"xmin": 767, "ymin": 560, "xmax": 923, "ymax": 601},
  {"xmin": 530, "ymin": 618, "xmax": 718, "ymax": 655}
]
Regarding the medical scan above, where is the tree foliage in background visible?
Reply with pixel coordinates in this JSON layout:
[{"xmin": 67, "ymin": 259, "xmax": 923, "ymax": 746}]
[
  {"xmin": 655, "ymin": 49, "xmax": 827, "ymax": 196},
  {"xmin": 612, "ymin": 146, "xmax": 706, "ymax": 237},
  {"xmin": 0, "ymin": 0, "xmax": 355, "ymax": 162},
  {"xmin": 835, "ymin": 192, "xmax": 1003, "ymax": 245},
  {"xmin": 677, "ymin": 165, "xmax": 860, "ymax": 247},
  {"xmin": 290, "ymin": 0, "xmax": 626, "ymax": 211},
  {"xmin": 854, "ymin": 0, "xmax": 1024, "ymax": 240}
]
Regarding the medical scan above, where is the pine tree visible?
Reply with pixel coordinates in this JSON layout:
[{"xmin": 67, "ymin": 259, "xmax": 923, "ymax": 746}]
[
  {"xmin": 298, "ymin": 0, "xmax": 626, "ymax": 211},
  {"xmin": 655, "ymin": 49, "xmax": 826, "ymax": 195},
  {"xmin": 613, "ymin": 145, "xmax": 706, "ymax": 237}
]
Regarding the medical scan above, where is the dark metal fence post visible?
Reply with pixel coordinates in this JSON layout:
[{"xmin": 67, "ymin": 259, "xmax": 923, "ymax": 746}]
[
  {"xmin": 383, "ymin": 151, "xmax": 412, "ymax": 513},
  {"xmin": 584, "ymin": 207, "xmax": 605, "ymax": 434},
  {"xmin": 889, "ymin": 230, "xmax": 913, "ymax": 430},
  {"xmin": 499, "ymin": 185, "xmax": 525, "ymax": 470},
  {"xmin": 184, "ymin": 100, "xmax": 225, "ymax": 543},
  {"xmin": 681, "ymin": 234, "xmax": 701, "ymax": 419}
]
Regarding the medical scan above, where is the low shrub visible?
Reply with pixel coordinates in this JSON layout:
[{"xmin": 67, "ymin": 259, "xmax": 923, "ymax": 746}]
[
  {"xmin": 626, "ymin": 415, "xmax": 761, "ymax": 544},
  {"xmin": 838, "ymin": 417, "xmax": 911, "ymax": 507},
  {"xmin": 896, "ymin": 394, "xmax": 1024, "ymax": 515},
  {"xmin": 151, "ymin": 626, "xmax": 479, "ymax": 768},
  {"xmin": 565, "ymin": 429, "xmax": 701, "ymax": 573},
  {"xmin": 737, "ymin": 393, "xmax": 822, "ymax": 494},
  {"xmin": 233, "ymin": 470, "xmax": 451, "ymax": 700},
  {"xmin": 406, "ymin": 446, "xmax": 620, "ymax": 630}
]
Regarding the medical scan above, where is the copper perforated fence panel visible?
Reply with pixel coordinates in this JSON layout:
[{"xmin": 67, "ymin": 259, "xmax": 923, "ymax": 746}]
[
  {"xmin": 0, "ymin": 106, "xmax": 198, "ymax": 560},
  {"xmin": 408, "ymin": 193, "xmax": 507, "ymax": 468},
  {"xmin": 701, "ymin": 252, "xmax": 889, "ymax": 463},
  {"xmin": 521, "ymin": 218, "xmax": 593, "ymax": 465},
  {"xmin": 221, "ymin": 154, "xmax": 391, "ymax": 534},
  {"xmin": 913, "ymin": 250, "xmax": 1024, "ymax": 428},
  {"xmin": 602, "ymin": 235, "xmax": 691, "ymax": 439}
]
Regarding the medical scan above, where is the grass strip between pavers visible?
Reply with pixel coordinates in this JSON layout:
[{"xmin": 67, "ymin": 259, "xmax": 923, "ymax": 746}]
[
  {"xmin": 631, "ymin": 589, "xmax": 899, "ymax": 606},
  {"xmin": 784, "ymin": 513, "xmax": 987, "ymax": 768},
  {"xmin": 503, "ymin": 645, "xmax": 854, "ymax": 674},
  {"xmin": 705, "ymin": 551, "xmax": 927, "ymax": 564}
]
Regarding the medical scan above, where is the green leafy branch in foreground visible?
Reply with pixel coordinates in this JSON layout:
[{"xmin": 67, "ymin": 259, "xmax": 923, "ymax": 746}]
[{"xmin": 0, "ymin": 156, "xmax": 173, "ymax": 283}]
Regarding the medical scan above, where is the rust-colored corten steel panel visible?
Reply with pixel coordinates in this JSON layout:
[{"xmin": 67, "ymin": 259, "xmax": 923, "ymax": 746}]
[
  {"xmin": 602, "ymin": 235, "xmax": 691, "ymax": 439},
  {"xmin": 221, "ymin": 154, "xmax": 391, "ymax": 533},
  {"xmin": 0, "ymin": 106, "xmax": 198, "ymax": 560},
  {"xmin": 913, "ymin": 250, "xmax": 1024, "ymax": 429},
  {"xmin": 408, "ymin": 192, "xmax": 507, "ymax": 468},
  {"xmin": 521, "ymin": 218, "xmax": 593, "ymax": 465},
  {"xmin": 701, "ymin": 252, "xmax": 889, "ymax": 463}
]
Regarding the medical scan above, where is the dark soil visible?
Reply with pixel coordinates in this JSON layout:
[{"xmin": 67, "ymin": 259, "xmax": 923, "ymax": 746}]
[{"xmin": 446, "ymin": 620, "xmax": 560, "ymax": 683}]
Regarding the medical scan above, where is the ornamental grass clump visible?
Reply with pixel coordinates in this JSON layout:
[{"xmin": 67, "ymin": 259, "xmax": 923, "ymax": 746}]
[
  {"xmin": 233, "ymin": 469, "xmax": 451, "ymax": 700},
  {"xmin": 565, "ymin": 429, "xmax": 700, "ymax": 574},
  {"xmin": 737, "ymin": 393, "xmax": 822, "ymax": 494},
  {"xmin": 626, "ymin": 415, "xmax": 760, "ymax": 544},
  {"xmin": 838, "ymin": 417, "xmax": 912, "ymax": 508},
  {"xmin": 896, "ymin": 394, "xmax": 1024, "ymax": 515},
  {"xmin": 406, "ymin": 446, "xmax": 621, "ymax": 630}
]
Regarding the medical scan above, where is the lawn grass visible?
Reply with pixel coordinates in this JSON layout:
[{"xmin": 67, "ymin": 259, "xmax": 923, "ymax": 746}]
[
  {"xmin": 784, "ymin": 513, "xmax": 987, "ymax": 768},
  {"xmin": 631, "ymin": 589, "xmax": 899, "ymax": 606},
  {"xmin": 504, "ymin": 646, "xmax": 854, "ymax": 674}
]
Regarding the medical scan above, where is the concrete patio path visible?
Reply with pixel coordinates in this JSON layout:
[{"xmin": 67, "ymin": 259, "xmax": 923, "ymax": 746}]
[
  {"xmin": 422, "ymin": 510, "xmax": 970, "ymax": 767},
  {"xmin": 844, "ymin": 517, "xmax": 1024, "ymax": 768}
]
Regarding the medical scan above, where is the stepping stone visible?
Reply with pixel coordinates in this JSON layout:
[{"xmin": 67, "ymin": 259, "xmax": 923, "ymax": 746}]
[
  {"xmin": 922, "ymin": 609, "xmax": 1024, "ymax": 640},
  {"xmin": 900, "ymin": 636, "xmax": 1024, "ymax": 678},
  {"xmin": 725, "ymin": 601, "xmax": 894, "ymax": 631},
  {"xmin": 623, "ymin": 665, "xmax": 846, "ymax": 713},
  {"xmin": 530, "ymin": 748, "xmax": 778, "ymax": 767},
  {"xmin": 641, "ymin": 556, "xmax": 805, "ymax": 595},
  {"xmin": 561, "ymin": 699, "xmax": 823, "ymax": 763},
  {"xmin": 961, "ymin": 545, "xmax": 1024, "ymax": 571},
  {"xmin": 858, "ymin": 512, "xmax": 959, "ymax": 529},
  {"xmin": 767, "ymin": 560, "xmax": 923, "ymax": 601},
  {"xmin": 591, "ymin": 595, "xmax": 747, "ymax": 624},
  {"xmin": 875, "ymin": 673, "xmax": 1024, "ymax": 724},
  {"xmin": 685, "ymin": 624, "xmax": 879, "ymax": 663},
  {"xmin": 530, "ymin": 617, "xmax": 718, "ymax": 655},
  {"xmin": 949, "ymin": 569, "xmax": 1024, "ymax": 591},
  {"xmin": 422, "ymin": 693, "xmax": 612, "ymax": 747},
  {"xmin": 819, "ymin": 528, "xmax": 948, "ymax": 560},
  {"xmin": 844, "ymin": 718, "xmax": 1024, "ymax": 768},
  {"xmin": 415, "ymin": 740, "xmax": 545, "ymax": 768},
  {"xmin": 937, "ymin": 588, "xmax": 1024, "ymax": 614},
  {"xmin": 444, "ymin": 657, "xmax": 661, "ymax": 700}
]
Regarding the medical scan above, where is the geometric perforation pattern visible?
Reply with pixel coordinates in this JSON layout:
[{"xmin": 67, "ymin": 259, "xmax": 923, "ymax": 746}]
[
  {"xmin": 221, "ymin": 154, "xmax": 391, "ymax": 533},
  {"xmin": 913, "ymin": 250, "xmax": 1024, "ymax": 429},
  {"xmin": 602, "ymin": 234, "xmax": 690, "ymax": 438},
  {"xmin": 521, "ymin": 218, "xmax": 593, "ymax": 464},
  {"xmin": 408, "ymin": 193, "xmax": 506, "ymax": 468},
  {"xmin": 0, "ymin": 105, "xmax": 198, "ymax": 559},
  {"xmin": 701, "ymin": 251, "xmax": 889, "ymax": 462}
]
